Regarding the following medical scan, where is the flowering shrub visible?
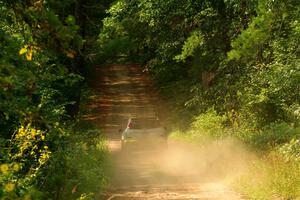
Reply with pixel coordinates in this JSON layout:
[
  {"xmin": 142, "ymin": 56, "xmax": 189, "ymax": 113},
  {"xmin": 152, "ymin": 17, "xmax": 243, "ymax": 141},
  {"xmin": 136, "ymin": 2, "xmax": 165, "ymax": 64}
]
[
  {"xmin": 0, "ymin": 124, "xmax": 51, "ymax": 199},
  {"xmin": 13, "ymin": 125, "xmax": 50, "ymax": 165}
]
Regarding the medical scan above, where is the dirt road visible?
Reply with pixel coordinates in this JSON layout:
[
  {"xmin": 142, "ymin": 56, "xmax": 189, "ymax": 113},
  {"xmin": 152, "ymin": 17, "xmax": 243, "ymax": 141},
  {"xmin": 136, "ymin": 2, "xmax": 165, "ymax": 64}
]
[{"xmin": 84, "ymin": 64, "xmax": 245, "ymax": 200}]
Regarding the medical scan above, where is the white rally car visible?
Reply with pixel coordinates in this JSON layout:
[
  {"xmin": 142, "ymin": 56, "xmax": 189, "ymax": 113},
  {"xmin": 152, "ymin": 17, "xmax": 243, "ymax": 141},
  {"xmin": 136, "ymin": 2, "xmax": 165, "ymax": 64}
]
[{"xmin": 121, "ymin": 117, "xmax": 168, "ymax": 150}]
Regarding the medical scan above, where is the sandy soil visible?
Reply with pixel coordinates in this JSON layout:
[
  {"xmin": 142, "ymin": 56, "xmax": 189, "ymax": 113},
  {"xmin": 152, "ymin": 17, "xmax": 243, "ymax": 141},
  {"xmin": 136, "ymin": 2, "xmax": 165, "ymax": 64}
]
[{"xmin": 84, "ymin": 64, "xmax": 245, "ymax": 200}]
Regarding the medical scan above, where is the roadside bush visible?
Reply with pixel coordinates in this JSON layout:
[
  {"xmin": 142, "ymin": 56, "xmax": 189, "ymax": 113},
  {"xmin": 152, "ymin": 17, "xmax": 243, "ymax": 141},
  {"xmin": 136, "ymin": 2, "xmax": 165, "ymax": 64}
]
[
  {"xmin": 43, "ymin": 134, "xmax": 111, "ymax": 200},
  {"xmin": 276, "ymin": 138, "xmax": 300, "ymax": 162},
  {"xmin": 169, "ymin": 110, "xmax": 300, "ymax": 199},
  {"xmin": 190, "ymin": 109, "xmax": 227, "ymax": 139},
  {"xmin": 0, "ymin": 123, "xmax": 110, "ymax": 200},
  {"xmin": 249, "ymin": 123, "xmax": 300, "ymax": 150},
  {"xmin": 170, "ymin": 109, "xmax": 228, "ymax": 143},
  {"xmin": 0, "ymin": 124, "xmax": 51, "ymax": 199},
  {"xmin": 66, "ymin": 136, "xmax": 110, "ymax": 199}
]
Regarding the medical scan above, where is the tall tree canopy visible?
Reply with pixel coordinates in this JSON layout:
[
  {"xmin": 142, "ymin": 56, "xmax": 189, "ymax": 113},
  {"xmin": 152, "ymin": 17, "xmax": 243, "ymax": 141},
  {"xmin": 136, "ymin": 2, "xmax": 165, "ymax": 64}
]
[{"xmin": 100, "ymin": 0, "xmax": 300, "ymax": 126}]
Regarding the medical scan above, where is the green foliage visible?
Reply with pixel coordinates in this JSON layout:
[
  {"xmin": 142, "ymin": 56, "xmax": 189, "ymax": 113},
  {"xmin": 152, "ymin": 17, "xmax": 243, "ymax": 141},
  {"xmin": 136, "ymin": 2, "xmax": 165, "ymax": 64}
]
[
  {"xmin": 250, "ymin": 123, "xmax": 300, "ymax": 150},
  {"xmin": 42, "ymin": 133, "xmax": 110, "ymax": 199},
  {"xmin": 1, "ymin": 0, "xmax": 299, "ymax": 198},
  {"xmin": 0, "ymin": 125, "xmax": 51, "ymax": 199},
  {"xmin": 98, "ymin": 0, "xmax": 300, "ymax": 199},
  {"xmin": 67, "ymin": 138, "xmax": 110, "ymax": 196},
  {"xmin": 171, "ymin": 111, "xmax": 300, "ymax": 199},
  {"xmin": 0, "ymin": 0, "xmax": 113, "ymax": 199},
  {"xmin": 101, "ymin": 0, "xmax": 300, "ymax": 127},
  {"xmin": 190, "ymin": 109, "xmax": 227, "ymax": 139},
  {"xmin": 276, "ymin": 138, "xmax": 300, "ymax": 162},
  {"xmin": 158, "ymin": 79, "xmax": 195, "ymax": 128},
  {"xmin": 170, "ymin": 109, "xmax": 228, "ymax": 143},
  {"xmin": 175, "ymin": 31, "xmax": 204, "ymax": 62}
]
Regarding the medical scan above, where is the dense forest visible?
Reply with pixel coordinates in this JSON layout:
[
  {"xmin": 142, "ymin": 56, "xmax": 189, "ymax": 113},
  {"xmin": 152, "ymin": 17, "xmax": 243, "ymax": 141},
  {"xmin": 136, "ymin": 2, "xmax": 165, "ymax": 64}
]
[
  {"xmin": 1, "ymin": 0, "xmax": 300, "ymax": 199},
  {"xmin": 99, "ymin": 1, "xmax": 300, "ymax": 198}
]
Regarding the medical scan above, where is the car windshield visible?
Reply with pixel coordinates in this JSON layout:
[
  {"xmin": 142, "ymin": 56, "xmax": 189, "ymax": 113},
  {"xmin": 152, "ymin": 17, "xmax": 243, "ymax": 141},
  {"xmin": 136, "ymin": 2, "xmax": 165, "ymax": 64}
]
[{"xmin": 128, "ymin": 118, "xmax": 161, "ymax": 129}]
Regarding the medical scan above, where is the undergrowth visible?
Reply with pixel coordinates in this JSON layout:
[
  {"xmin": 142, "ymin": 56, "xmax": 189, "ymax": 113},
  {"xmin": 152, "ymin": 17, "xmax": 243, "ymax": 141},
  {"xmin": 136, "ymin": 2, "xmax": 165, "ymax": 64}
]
[{"xmin": 169, "ymin": 109, "xmax": 300, "ymax": 200}]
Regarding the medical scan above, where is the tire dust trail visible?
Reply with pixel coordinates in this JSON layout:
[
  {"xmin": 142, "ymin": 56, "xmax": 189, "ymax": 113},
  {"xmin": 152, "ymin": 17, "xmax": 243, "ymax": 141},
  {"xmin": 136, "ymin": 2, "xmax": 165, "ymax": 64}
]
[{"xmin": 83, "ymin": 64, "xmax": 245, "ymax": 200}]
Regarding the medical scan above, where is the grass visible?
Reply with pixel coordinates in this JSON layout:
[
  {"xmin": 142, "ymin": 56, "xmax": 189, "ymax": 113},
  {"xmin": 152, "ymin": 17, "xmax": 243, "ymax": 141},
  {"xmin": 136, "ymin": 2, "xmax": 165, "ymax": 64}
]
[
  {"xmin": 66, "ymin": 135, "xmax": 112, "ymax": 199},
  {"xmin": 168, "ymin": 110, "xmax": 300, "ymax": 200},
  {"xmin": 235, "ymin": 157, "xmax": 300, "ymax": 200}
]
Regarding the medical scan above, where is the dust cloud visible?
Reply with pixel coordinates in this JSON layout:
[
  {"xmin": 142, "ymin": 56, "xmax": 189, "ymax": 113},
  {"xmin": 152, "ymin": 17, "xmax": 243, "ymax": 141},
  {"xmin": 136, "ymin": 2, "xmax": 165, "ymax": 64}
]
[
  {"xmin": 160, "ymin": 138, "xmax": 252, "ymax": 183},
  {"xmin": 106, "ymin": 137, "xmax": 252, "ymax": 199},
  {"xmin": 111, "ymin": 137, "xmax": 253, "ymax": 189}
]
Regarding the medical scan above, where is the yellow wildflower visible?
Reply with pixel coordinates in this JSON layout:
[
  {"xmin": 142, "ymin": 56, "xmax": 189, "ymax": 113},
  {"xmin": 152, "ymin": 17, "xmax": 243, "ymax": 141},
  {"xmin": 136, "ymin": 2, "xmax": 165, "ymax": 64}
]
[
  {"xmin": 0, "ymin": 164, "xmax": 9, "ymax": 174},
  {"xmin": 19, "ymin": 125, "xmax": 24, "ymax": 131},
  {"xmin": 5, "ymin": 182, "xmax": 15, "ymax": 192},
  {"xmin": 26, "ymin": 47, "xmax": 33, "ymax": 61},
  {"xmin": 41, "ymin": 135, "xmax": 45, "ymax": 140},
  {"xmin": 19, "ymin": 47, "xmax": 27, "ymax": 55},
  {"xmin": 31, "ymin": 129, "xmax": 37, "ymax": 138},
  {"xmin": 39, "ymin": 152, "xmax": 50, "ymax": 164},
  {"xmin": 17, "ymin": 126, "xmax": 25, "ymax": 137},
  {"xmin": 13, "ymin": 163, "xmax": 20, "ymax": 172},
  {"xmin": 40, "ymin": 153, "xmax": 47, "ymax": 160}
]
